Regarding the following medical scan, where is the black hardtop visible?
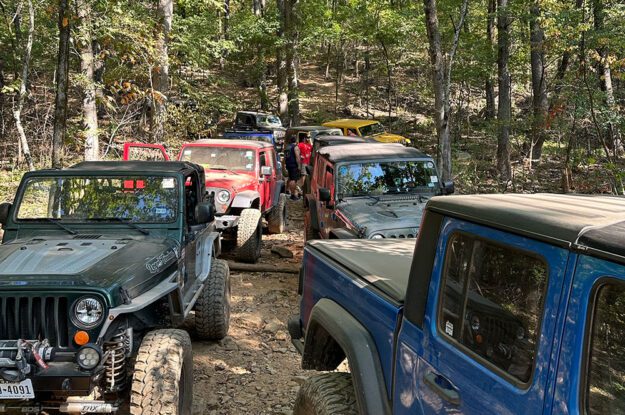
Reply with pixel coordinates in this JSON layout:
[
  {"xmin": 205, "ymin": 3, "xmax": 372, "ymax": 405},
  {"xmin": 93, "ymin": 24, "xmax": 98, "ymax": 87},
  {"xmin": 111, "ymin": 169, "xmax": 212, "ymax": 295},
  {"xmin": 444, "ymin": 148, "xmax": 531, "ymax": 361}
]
[
  {"xmin": 315, "ymin": 135, "xmax": 366, "ymax": 144},
  {"xmin": 68, "ymin": 160, "xmax": 203, "ymax": 175},
  {"xmin": 428, "ymin": 193, "xmax": 625, "ymax": 262},
  {"xmin": 287, "ymin": 125, "xmax": 336, "ymax": 132},
  {"xmin": 320, "ymin": 143, "xmax": 431, "ymax": 163},
  {"xmin": 193, "ymin": 138, "xmax": 274, "ymax": 149}
]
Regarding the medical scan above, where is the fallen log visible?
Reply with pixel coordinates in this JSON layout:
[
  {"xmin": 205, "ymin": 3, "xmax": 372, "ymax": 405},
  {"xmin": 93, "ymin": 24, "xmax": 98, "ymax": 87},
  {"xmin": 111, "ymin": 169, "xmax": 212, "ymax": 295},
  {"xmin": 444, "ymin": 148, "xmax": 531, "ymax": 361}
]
[{"xmin": 227, "ymin": 261, "xmax": 300, "ymax": 274}]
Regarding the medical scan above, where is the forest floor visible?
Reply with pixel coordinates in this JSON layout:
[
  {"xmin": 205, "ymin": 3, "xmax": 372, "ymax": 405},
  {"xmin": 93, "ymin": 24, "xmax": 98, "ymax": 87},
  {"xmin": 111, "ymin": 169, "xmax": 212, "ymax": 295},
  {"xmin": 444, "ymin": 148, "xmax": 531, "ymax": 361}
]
[{"xmin": 188, "ymin": 199, "xmax": 315, "ymax": 415}]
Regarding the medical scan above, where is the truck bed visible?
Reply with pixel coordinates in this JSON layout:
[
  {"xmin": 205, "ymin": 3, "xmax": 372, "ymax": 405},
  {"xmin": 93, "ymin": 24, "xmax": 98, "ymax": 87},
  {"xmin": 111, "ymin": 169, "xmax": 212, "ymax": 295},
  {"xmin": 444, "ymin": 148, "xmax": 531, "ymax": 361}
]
[{"xmin": 307, "ymin": 239, "xmax": 415, "ymax": 303}]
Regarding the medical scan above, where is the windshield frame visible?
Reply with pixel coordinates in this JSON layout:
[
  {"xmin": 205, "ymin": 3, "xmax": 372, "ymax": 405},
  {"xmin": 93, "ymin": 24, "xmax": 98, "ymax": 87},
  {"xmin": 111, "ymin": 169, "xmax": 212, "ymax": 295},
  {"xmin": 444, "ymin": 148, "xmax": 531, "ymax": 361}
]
[
  {"xmin": 178, "ymin": 144, "xmax": 258, "ymax": 174},
  {"xmin": 335, "ymin": 158, "xmax": 441, "ymax": 199},
  {"xmin": 12, "ymin": 172, "xmax": 183, "ymax": 225},
  {"xmin": 359, "ymin": 122, "xmax": 386, "ymax": 136}
]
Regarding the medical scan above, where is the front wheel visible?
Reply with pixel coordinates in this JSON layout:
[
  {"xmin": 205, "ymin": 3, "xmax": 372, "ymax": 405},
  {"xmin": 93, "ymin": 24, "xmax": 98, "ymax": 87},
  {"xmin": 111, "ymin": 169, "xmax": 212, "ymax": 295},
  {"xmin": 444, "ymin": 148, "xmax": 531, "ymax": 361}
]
[
  {"xmin": 130, "ymin": 329, "xmax": 193, "ymax": 415},
  {"xmin": 194, "ymin": 259, "xmax": 231, "ymax": 340},
  {"xmin": 293, "ymin": 373, "xmax": 358, "ymax": 415},
  {"xmin": 304, "ymin": 211, "xmax": 319, "ymax": 242},
  {"xmin": 236, "ymin": 208, "xmax": 262, "ymax": 263}
]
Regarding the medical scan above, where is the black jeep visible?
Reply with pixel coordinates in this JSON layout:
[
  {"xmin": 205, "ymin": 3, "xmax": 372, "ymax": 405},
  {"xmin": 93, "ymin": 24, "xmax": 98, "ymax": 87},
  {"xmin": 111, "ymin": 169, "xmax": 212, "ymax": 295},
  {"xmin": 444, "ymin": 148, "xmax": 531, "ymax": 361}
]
[{"xmin": 0, "ymin": 161, "xmax": 229, "ymax": 414}]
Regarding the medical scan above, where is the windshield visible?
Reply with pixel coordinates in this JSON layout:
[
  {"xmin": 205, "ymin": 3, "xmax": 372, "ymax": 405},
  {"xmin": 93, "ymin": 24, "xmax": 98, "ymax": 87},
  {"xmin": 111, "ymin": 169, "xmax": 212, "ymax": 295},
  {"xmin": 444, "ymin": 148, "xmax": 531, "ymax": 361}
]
[
  {"xmin": 257, "ymin": 115, "xmax": 282, "ymax": 127},
  {"xmin": 359, "ymin": 122, "xmax": 385, "ymax": 136},
  {"xmin": 337, "ymin": 160, "xmax": 439, "ymax": 197},
  {"xmin": 180, "ymin": 146, "xmax": 256, "ymax": 172},
  {"xmin": 17, "ymin": 176, "xmax": 178, "ymax": 223}
]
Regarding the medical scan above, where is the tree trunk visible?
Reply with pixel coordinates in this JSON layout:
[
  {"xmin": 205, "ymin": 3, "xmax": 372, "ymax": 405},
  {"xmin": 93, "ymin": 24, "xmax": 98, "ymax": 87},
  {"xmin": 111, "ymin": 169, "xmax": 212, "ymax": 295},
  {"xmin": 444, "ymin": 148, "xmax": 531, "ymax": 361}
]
[
  {"xmin": 78, "ymin": 0, "xmax": 99, "ymax": 161},
  {"xmin": 152, "ymin": 0, "xmax": 173, "ymax": 142},
  {"xmin": 12, "ymin": 0, "xmax": 34, "ymax": 171},
  {"xmin": 285, "ymin": 0, "xmax": 300, "ymax": 125},
  {"xmin": 593, "ymin": 0, "xmax": 614, "ymax": 106},
  {"xmin": 379, "ymin": 39, "xmax": 393, "ymax": 119},
  {"xmin": 52, "ymin": 0, "xmax": 71, "ymax": 169},
  {"xmin": 496, "ymin": 0, "xmax": 512, "ymax": 181},
  {"xmin": 276, "ymin": 0, "xmax": 288, "ymax": 120},
  {"xmin": 422, "ymin": 0, "xmax": 468, "ymax": 182},
  {"xmin": 485, "ymin": 0, "xmax": 496, "ymax": 120},
  {"xmin": 529, "ymin": 1, "xmax": 548, "ymax": 161}
]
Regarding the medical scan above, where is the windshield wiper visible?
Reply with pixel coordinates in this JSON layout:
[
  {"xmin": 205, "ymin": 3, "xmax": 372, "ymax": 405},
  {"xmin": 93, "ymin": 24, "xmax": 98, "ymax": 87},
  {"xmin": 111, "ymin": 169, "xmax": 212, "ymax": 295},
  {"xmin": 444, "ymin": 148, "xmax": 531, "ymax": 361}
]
[
  {"xmin": 88, "ymin": 217, "xmax": 150, "ymax": 235},
  {"xmin": 44, "ymin": 218, "xmax": 77, "ymax": 235},
  {"xmin": 212, "ymin": 167, "xmax": 240, "ymax": 175}
]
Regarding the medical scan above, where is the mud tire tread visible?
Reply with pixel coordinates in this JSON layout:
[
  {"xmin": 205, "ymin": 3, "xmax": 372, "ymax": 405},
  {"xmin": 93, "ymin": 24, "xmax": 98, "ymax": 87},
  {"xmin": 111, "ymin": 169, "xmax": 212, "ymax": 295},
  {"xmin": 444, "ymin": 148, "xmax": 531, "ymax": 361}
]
[
  {"xmin": 293, "ymin": 373, "xmax": 358, "ymax": 415},
  {"xmin": 194, "ymin": 259, "xmax": 231, "ymax": 340}
]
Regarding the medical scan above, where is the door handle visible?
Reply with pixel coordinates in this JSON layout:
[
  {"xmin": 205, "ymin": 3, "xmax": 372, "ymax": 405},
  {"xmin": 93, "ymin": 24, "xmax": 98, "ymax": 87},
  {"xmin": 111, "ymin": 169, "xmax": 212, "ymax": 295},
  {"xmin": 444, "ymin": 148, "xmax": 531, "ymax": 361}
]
[{"xmin": 423, "ymin": 372, "xmax": 460, "ymax": 406}]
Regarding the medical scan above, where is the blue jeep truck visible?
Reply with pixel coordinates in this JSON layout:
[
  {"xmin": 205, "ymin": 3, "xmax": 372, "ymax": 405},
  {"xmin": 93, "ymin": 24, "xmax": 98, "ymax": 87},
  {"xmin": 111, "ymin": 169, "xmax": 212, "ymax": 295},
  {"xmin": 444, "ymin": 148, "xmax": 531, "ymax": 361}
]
[{"xmin": 289, "ymin": 193, "xmax": 625, "ymax": 415}]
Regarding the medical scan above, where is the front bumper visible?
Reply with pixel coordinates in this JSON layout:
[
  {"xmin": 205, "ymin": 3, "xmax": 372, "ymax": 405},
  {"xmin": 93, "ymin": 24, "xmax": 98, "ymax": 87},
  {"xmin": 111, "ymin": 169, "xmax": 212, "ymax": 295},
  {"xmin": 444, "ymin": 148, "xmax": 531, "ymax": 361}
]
[{"xmin": 215, "ymin": 215, "xmax": 240, "ymax": 230}]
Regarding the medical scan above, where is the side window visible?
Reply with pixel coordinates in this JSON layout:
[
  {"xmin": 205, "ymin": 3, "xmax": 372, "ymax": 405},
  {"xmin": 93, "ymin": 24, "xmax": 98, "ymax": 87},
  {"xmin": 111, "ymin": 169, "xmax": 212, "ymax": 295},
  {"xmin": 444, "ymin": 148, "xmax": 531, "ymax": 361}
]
[
  {"xmin": 586, "ymin": 282, "xmax": 625, "ymax": 414},
  {"xmin": 438, "ymin": 233, "xmax": 548, "ymax": 384},
  {"xmin": 259, "ymin": 152, "xmax": 267, "ymax": 168},
  {"xmin": 324, "ymin": 166, "xmax": 334, "ymax": 189},
  {"xmin": 184, "ymin": 173, "xmax": 199, "ymax": 226},
  {"xmin": 347, "ymin": 128, "xmax": 358, "ymax": 136},
  {"xmin": 315, "ymin": 159, "xmax": 325, "ymax": 184}
]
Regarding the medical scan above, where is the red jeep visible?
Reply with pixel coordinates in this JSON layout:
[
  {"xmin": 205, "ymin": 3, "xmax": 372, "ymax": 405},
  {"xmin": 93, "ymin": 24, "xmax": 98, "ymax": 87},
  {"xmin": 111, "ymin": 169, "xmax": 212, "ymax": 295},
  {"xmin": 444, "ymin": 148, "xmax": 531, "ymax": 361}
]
[{"xmin": 124, "ymin": 140, "xmax": 287, "ymax": 263}]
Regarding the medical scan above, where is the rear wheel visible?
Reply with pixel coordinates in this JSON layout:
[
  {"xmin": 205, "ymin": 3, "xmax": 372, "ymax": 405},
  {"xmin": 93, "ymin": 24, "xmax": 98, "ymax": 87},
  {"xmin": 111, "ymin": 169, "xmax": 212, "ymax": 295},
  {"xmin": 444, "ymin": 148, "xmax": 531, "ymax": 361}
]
[
  {"xmin": 236, "ymin": 208, "xmax": 262, "ymax": 263},
  {"xmin": 194, "ymin": 259, "xmax": 230, "ymax": 340},
  {"xmin": 130, "ymin": 329, "xmax": 192, "ymax": 415},
  {"xmin": 293, "ymin": 373, "xmax": 357, "ymax": 415},
  {"xmin": 267, "ymin": 194, "xmax": 287, "ymax": 234}
]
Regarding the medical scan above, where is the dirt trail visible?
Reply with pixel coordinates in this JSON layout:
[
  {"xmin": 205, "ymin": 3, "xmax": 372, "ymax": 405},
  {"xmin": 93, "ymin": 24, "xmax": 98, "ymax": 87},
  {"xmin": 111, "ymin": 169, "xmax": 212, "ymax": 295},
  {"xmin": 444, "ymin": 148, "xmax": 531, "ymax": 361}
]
[{"xmin": 191, "ymin": 199, "xmax": 313, "ymax": 415}]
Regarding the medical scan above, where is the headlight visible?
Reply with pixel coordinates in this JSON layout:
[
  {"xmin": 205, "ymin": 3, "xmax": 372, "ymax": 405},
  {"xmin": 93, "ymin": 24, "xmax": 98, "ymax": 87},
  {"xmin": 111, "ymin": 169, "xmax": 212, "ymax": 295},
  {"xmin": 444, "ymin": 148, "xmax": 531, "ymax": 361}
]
[
  {"xmin": 72, "ymin": 297, "xmax": 104, "ymax": 328},
  {"xmin": 371, "ymin": 234, "xmax": 384, "ymax": 239},
  {"xmin": 217, "ymin": 190, "xmax": 231, "ymax": 204},
  {"xmin": 76, "ymin": 345, "xmax": 102, "ymax": 370}
]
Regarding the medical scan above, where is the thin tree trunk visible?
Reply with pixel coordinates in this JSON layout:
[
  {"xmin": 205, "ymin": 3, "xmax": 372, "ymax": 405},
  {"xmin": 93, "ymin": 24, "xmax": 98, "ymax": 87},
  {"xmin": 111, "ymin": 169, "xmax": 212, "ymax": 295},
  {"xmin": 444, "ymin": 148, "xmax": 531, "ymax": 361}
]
[
  {"xmin": 276, "ymin": 0, "xmax": 288, "ymax": 120},
  {"xmin": 52, "ymin": 0, "xmax": 71, "ymax": 168},
  {"xmin": 78, "ymin": 0, "xmax": 99, "ymax": 161},
  {"xmin": 422, "ymin": 0, "xmax": 468, "ymax": 182},
  {"xmin": 529, "ymin": 0, "xmax": 548, "ymax": 161},
  {"xmin": 12, "ymin": 0, "xmax": 34, "ymax": 171},
  {"xmin": 593, "ymin": 0, "xmax": 614, "ymax": 106},
  {"xmin": 485, "ymin": 0, "xmax": 496, "ymax": 120},
  {"xmin": 285, "ymin": 0, "xmax": 300, "ymax": 125},
  {"xmin": 496, "ymin": 0, "xmax": 512, "ymax": 181},
  {"xmin": 152, "ymin": 0, "xmax": 173, "ymax": 142},
  {"xmin": 379, "ymin": 39, "xmax": 393, "ymax": 119}
]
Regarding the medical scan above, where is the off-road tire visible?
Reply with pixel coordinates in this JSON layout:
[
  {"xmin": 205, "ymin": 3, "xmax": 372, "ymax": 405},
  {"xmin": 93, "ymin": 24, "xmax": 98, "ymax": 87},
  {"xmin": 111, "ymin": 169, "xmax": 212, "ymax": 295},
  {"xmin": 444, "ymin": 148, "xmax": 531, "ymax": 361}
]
[
  {"xmin": 293, "ymin": 373, "xmax": 358, "ymax": 415},
  {"xmin": 194, "ymin": 259, "xmax": 230, "ymax": 340},
  {"xmin": 130, "ymin": 329, "xmax": 193, "ymax": 415},
  {"xmin": 236, "ymin": 208, "xmax": 262, "ymax": 263},
  {"xmin": 267, "ymin": 194, "xmax": 287, "ymax": 234},
  {"xmin": 304, "ymin": 211, "xmax": 319, "ymax": 242}
]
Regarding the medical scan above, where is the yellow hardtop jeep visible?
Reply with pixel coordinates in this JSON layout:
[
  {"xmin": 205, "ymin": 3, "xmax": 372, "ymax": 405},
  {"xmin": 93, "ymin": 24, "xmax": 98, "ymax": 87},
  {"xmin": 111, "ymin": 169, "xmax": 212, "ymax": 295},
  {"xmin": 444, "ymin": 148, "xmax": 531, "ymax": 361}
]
[{"xmin": 322, "ymin": 119, "xmax": 409, "ymax": 144}]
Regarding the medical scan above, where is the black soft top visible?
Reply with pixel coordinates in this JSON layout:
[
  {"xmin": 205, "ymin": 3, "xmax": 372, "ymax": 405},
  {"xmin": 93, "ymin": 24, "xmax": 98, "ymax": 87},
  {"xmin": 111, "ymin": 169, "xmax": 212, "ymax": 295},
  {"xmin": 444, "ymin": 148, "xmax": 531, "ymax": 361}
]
[
  {"xmin": 320, "ymin": 143, "xmax": 431, "ymax": 162},
  {"xmin": 68, "ymin": 161, "xmax": 203, "ymax": 174},
  {"xmin": 315, "ymin": 135, "xmax": 367, "ymax": 144},
  {"xmin": 428, "ymin": 193, "xmax": 625, "ymax": 263}
]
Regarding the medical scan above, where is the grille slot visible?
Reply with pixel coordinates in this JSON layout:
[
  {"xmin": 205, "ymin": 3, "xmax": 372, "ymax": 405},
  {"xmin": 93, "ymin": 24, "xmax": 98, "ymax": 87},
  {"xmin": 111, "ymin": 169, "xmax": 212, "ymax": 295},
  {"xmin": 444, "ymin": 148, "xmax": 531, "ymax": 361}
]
[
  {"xmin": 72, "ymin": 235, "xmax": 102, "ymax": 240},
  {"xmin": 0, "ymin": 296, "xmax": 70, "ymax": 347}
]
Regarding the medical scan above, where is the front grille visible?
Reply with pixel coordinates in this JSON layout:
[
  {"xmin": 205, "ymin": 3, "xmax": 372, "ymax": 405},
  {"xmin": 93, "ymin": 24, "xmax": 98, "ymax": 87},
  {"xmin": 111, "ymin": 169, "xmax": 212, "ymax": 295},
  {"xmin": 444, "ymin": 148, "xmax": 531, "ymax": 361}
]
[
  {"xmin": 0, "ymin": 296, "xmax": 70, "ymax": 348},
  {"xmin": 483, "ymin": 315, "xmax": 517, "ymax": 345}
]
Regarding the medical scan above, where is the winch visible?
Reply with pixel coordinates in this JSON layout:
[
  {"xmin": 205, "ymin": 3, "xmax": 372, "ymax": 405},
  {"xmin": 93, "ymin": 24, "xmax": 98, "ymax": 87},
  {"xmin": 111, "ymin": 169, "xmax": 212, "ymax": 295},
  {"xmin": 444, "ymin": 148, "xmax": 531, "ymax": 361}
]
[{"xmin": 0, "ymin": 340, "xmax": 57, "ymax": 382}]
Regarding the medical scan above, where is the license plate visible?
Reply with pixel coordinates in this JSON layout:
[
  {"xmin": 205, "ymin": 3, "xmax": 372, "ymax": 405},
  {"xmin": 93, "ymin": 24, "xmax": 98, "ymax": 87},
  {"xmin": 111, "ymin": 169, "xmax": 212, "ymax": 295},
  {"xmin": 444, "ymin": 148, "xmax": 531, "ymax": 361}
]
[{"xmin": 0, "ymin": 379, "xmax": 35, "ymax": 399}]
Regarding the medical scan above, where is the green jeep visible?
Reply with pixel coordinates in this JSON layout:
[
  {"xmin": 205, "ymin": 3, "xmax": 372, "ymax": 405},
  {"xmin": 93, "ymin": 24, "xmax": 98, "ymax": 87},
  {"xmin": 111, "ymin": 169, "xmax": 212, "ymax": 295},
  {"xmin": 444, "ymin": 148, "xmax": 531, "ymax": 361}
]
[{"xmin": 0, "ymin": 161, "xmax": 230, "ymax": 414}]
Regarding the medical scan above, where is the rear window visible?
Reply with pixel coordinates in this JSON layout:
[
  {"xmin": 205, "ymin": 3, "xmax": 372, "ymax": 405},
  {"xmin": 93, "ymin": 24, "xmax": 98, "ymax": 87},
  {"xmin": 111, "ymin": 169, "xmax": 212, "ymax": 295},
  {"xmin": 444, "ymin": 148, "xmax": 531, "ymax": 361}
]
[
  {"xmin": 438, "ymin": 233, "xmax": 548, "ymax": 384},
  {"xmin": 586, "ymin": 281, "xmax": 625, "ymax": 414}
]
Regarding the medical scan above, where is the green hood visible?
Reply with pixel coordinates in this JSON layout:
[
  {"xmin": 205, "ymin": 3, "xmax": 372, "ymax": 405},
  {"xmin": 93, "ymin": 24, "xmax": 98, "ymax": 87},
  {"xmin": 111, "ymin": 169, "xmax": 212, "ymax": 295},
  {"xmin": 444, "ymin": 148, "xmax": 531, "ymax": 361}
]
[{"xmin": 0, "ymin": 236, "xmax": 180, "ymax": 306}]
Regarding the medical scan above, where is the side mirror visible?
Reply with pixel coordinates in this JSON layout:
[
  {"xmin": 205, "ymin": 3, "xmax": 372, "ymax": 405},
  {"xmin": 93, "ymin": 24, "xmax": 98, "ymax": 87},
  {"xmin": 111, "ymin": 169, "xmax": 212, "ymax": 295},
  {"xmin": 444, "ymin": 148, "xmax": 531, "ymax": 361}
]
[
  {"xmin": 0, "ymin": 202, "xmax": 12, "ymax": 227},
  {"xmin": 442, "ymin": 180, "xmax": 455, "ymax": 195},
  {"xmin": 319, "ymin": 188, "xmax": 332, "ymax": 203},
  {"xmin": 195, "ymin": 201, "xmax": 215, "ymax": 224},
  {"xmin": 261, "ymin": 166, "xmax": 273, "ymax": 176}
]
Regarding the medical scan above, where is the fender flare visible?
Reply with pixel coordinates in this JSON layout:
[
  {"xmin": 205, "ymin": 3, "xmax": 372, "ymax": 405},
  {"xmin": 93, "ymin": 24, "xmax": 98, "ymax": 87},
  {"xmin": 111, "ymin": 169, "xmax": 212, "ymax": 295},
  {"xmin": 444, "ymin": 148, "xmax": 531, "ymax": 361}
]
[
  {"xmin": 302, "ymin": 299, "xmax": 392, "ymax": 415},
  {"xmin": 328, "ymin": 227, "xmax": 358, "ymax": 239},
  {"xmin": 306, "ymin": 196, "xmax": 320, "ymax": 231},
  {"xmin": 231, "ymin": 190, "xmax": 261, "ymax": 209}
]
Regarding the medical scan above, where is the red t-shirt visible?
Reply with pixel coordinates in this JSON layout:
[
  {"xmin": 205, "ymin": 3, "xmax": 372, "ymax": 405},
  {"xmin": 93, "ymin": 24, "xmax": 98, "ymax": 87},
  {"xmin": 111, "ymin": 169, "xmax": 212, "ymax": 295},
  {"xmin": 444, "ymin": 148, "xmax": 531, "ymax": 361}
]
[{"xmin": 298, "ymin": 142, "xmax": 313, "ymax": 165}]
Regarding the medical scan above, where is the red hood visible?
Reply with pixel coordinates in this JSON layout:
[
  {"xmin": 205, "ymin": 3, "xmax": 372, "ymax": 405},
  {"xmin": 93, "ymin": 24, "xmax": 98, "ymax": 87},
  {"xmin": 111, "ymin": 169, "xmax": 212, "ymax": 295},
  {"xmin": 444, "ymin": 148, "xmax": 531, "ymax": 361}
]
[{"xmin": 204, "ymin": 171, "xmax": 257, "ymax": 192}]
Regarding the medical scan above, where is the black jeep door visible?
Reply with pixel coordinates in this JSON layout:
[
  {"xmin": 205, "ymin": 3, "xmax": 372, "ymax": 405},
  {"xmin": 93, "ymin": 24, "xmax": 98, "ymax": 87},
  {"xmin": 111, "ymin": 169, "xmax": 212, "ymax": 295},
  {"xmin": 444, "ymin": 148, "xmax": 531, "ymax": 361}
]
[{"xmin": 182, "ymin": 172, "xmax": 202, "ymax": 300}]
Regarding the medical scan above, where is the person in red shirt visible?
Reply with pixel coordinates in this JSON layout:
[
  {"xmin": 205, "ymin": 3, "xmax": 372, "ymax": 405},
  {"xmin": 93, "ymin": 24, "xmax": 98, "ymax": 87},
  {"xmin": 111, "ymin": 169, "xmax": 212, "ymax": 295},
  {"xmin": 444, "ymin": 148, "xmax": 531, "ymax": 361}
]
[{"xmin": 298, "ymin": 133, "xmax": 313, "ymax": 167}]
